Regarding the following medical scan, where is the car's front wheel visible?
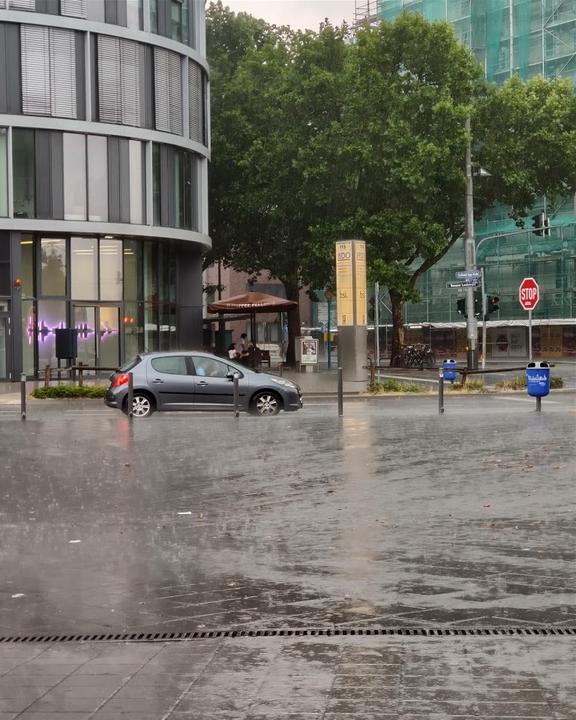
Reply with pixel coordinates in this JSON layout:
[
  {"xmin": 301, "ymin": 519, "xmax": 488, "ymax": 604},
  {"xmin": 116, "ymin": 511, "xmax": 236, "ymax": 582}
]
[
  {"xmin": 123, "ymin": 392, "xmax": 155, "ymax": 418},
  {"xmin": 251, "ymin": 391, "xmax": 281, "ymax": 416}
]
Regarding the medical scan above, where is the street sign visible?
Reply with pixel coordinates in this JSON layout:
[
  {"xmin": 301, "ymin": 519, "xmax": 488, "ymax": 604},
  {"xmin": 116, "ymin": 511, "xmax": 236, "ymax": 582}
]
[
  {"xmin": 455, "ymin": 270, "xmax": 481, "ymax": 280},
  {"xmin": 519, "ymin": 277, "xmax": 539, "ymax": 311},
  {"xmin": 447, "ymin": 281, "xmax": 479, "ymax": 289}
]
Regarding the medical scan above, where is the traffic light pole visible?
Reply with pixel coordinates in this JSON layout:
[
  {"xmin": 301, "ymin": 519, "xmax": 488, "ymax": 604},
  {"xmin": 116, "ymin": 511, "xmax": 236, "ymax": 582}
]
[
  {"xmin": 481, "ymin": 266, "xmax": 487, "ymax": 370},
  {"xmin": 464, "ymin": 118, "xmax": 478, "ymax": 370}
]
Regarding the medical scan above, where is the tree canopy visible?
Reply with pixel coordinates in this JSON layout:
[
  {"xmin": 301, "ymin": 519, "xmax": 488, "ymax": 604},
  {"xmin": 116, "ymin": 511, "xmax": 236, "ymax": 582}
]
[{"xmin": 207, "ymin": 5, "xmax": 576, "ymax": 360}]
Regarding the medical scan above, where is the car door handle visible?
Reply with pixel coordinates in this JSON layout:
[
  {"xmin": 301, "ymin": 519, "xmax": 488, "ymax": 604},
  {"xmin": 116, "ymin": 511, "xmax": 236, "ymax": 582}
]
[
  {"xmin": 197, "ymin": 380, "xmax": 208, "ymax": 387},
  {"xmin": 152, "ymin": 378, "xmax": 164, "ymax": 384}
]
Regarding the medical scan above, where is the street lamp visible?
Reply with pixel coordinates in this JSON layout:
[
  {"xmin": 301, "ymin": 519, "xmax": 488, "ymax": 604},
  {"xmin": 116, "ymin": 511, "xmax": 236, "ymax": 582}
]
[
  {"xmin": 464, "ymin": 117, "xmax": 492, "ymax": 370},
  {"xmin": 464, "ymin": 117, "xmax": 478, "ymax": 369}
]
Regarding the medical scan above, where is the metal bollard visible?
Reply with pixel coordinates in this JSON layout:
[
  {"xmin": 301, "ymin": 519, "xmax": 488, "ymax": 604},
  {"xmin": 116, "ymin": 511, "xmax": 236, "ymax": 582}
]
[
  {"xmin": 438, "ymin": 368, "xmax": 445, "ymax": 415},
  {"xmin": 20, "ymin": 373, "xmax": 26, "ymax": 421},
  {"xmin": 337, "ymin": 366, "xmax": 343, "ymax": 417},
  {"xmin": 536, "ymin": 396, "xmax": 541, "ymax": 413},
  {"xmin": 127, "ymin": 372, "xmax": 134, "ymax": 419},
  {"xmin": 233, "ymin": 373, "xmax": 240, "ymax": 418}
]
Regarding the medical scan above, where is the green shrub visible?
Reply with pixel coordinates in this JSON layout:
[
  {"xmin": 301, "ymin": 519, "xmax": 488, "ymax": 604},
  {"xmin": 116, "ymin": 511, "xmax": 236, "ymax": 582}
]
[
  {"xmin": 495, "ymin": 375, "xmax": 564, "ymax": 390},
  {"xmin": 447, "ymin": 379, "xmax": 486, "ymax": 392},
  {"xmin": 32, "ymin": 385, "xmax": 108, "ymax": 399},
  {"xmin": 367, "ymin": 379, "xmax": 425, "ymax": 394}
]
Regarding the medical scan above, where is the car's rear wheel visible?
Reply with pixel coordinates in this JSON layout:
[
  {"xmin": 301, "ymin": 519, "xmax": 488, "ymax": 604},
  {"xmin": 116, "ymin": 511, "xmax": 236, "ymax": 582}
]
[
  {"xmin": 123, "ymin": 392, "xmax": 155, "ymax": 418},
  {"xmin": 251, "ymin": 390, "xmax": 281, "ymax": 416}
]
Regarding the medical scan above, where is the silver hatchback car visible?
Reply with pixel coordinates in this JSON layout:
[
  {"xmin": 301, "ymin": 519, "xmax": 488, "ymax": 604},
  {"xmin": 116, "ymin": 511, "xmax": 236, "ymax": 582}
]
[{"xmin": 104, "ymin": 351, "xmax": 303, "ymax": 418}]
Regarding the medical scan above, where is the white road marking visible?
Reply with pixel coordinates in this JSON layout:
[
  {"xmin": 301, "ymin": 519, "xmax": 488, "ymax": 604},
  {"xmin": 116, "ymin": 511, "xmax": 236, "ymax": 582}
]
[{"xmin": 491, "ymin": 396, "xmax": 560, "ymax": 404}]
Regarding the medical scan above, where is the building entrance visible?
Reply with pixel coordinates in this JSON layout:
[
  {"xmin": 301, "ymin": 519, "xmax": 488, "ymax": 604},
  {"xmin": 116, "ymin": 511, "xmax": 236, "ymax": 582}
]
[{"xmin": 73, "ymin": 305, "xmax": 120, "ymax": 371}]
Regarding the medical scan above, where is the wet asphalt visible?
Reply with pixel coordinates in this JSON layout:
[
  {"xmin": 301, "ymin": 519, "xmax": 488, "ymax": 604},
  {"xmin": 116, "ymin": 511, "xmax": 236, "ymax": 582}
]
[{"xmin": 0, "ymin": 394, "xmax": 574, "ymax": 718}]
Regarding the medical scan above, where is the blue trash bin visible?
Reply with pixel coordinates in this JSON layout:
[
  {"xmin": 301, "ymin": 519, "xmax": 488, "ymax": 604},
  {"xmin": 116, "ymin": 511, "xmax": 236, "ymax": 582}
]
[
  {"xmin": 442, "ymin": 359, "xmax": 458, "ymax": 383},
  {"xmin": 526, "ymin": 362, "xmax": 550, "ymax": 398}
]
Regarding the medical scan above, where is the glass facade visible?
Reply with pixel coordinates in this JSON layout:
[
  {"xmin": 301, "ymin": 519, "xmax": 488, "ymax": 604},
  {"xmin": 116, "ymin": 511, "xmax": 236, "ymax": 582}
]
[
  {"xmin": 360, "ymin": 1, "xmax": 576, "ymax": 356},
  {"xmin": 19, "ymin": 234, "xmax": 178, "ymax": 374},
  {"xmin": 12, "ymin": 129, "xmax": 35, "ymax": 219},
  {"xmin": 0, "ymin": 129, "xmax": 7, "ymax": 217}
]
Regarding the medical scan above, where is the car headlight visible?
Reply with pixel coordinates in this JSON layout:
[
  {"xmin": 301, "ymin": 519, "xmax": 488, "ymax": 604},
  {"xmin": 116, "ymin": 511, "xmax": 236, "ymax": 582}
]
[{"xmin": 271, "ymin": 377, "xmax": 298, "ymax": 390}]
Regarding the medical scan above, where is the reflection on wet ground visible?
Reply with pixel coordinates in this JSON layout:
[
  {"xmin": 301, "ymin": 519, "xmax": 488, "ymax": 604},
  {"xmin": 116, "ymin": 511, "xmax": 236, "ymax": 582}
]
[{"xmin": 0, "ymin": 396, "xmax": 574, "ymax": 635}]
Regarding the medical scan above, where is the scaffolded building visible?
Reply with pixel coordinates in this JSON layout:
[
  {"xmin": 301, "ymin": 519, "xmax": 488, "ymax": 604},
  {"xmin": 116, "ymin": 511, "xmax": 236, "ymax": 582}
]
[{"xmin": 353, "ymin": 0, "xmax": 576, "ymax": 359}]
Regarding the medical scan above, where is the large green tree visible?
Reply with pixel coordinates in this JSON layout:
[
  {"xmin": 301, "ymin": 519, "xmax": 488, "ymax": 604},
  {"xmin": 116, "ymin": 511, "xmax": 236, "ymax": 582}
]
[
  {"xmin": 312, "ymin": 14, "xmax": 576, "ymax": 359},
  {"xmin": 207, "ymin": 2, "xmax": 349, "ymax": 362}
]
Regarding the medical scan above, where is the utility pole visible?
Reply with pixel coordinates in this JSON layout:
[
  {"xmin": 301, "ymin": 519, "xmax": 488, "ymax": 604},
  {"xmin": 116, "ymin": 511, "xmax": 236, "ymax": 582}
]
[
  {"xmin": 464, "ymin": 117, "xmax": 478, "ymax": 370},
  {"xmin": 374, "ymin": 282, "xmax": 380, "ymax": 381}
]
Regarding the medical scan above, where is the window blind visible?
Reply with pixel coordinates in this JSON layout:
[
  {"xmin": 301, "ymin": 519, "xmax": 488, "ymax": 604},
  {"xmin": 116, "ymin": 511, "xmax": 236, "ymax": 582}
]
[
  {"xmin": 21, "ymin": 25, "xmax": 51, "ymax": 115},
  {"xmin": 21, "ymin": 25, "xmax": 77, "ymax": 118},
  {"xmin": 10, "ymin": 0, "xmax": 36, "ymax": 9},
  {"xmin": 154, "ymin": 47, "xmax": 183, "ymax": 135},
  {"xmin": 97, "ymin": 35, "xmax": 143, "ymax": 127},
  {"xmin": 188, "ymin": 60, "xmax": 204, "ymax": 144},
  {"xmin": 49, "ymin": 28, "xmax": 77, "ymax": 118},
  {"xmin": 97, "ymin": 35, "xmax": 122, "ymax": 123},
  {"xmin": 61, "ymin": 0, "xmax": 86, "ymax": 18}
]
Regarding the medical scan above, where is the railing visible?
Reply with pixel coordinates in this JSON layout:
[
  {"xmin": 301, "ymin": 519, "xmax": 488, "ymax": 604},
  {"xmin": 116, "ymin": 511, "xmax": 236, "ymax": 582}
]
[{"xmin": 42, "ymin": 363, "xmax": 117, "ymax": 388}]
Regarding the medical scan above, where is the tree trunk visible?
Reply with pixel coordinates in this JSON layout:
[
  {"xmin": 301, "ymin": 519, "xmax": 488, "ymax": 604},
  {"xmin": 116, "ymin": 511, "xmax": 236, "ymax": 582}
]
[
  {"xmin": 283, "ymin": 281, "xmax": 301, "ymax": 367},
  {"xmin": 390, "ymin": 290, "xmax": 405, "ymax": 366}
]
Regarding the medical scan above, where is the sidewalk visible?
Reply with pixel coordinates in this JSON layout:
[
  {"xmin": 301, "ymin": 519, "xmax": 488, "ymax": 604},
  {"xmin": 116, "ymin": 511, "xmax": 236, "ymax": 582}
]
[{"xmin": 0, "ymin": 634, "xmax": 574, "ymax": 718}]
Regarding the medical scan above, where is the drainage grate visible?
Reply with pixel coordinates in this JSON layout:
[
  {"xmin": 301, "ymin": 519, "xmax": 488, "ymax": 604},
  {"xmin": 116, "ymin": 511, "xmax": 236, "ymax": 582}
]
[{"xmin": 0, "ymin": 626, "xmax": 574, "ymax": 644}]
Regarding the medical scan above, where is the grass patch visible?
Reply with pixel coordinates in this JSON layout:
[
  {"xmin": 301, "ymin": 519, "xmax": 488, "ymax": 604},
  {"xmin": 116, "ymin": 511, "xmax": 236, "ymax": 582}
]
[
  {"xmin": 495, "ymin": 375, "xmax": 564, "ymax": 390},
  {"xmin": 32, "ymin": 385, "xmax": 108, "ymax": 399},
  {"xmin": 367, "ymin": 379, "xmax": 426, "ymax": 394},
  {"xmin": 447, "ymin": 379, "xmax": 486, "ymax": 392}
]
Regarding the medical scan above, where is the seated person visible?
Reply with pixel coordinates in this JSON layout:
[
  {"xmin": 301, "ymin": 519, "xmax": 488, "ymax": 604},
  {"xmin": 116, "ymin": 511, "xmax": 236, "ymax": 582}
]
[{"xmin": 228, "ymin": 343, "xmax": 240, "ymax": 360}]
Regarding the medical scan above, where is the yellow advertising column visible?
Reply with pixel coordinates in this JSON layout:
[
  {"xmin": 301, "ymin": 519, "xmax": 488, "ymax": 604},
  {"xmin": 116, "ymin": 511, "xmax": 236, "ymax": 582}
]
[{"xmin": 336, "ymin": 240, "xmax": 367, "ymax": 381}]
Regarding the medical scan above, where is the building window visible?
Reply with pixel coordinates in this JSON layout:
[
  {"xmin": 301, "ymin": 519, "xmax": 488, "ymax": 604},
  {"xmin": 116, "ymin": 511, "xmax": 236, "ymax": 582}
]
[
  {"xmin": 99, "ymin": 238, "xmax": 123, "ymax": 301},
  {"xmin": 71, "ymin": 236, "xmax": 98, "ymax": 300},
  {"xmin": 154, "ymin": 48, "xmax": 183, "ymax": 135},
  {"xmin": 128, "ymin": 140, "xmax": 144, "ymax": 224},
  {"xmin": 63, "ymin": 133, "xmax": 87, "ymax": 221},
  {"xmin": 188, "ymin": 61, "xmax": 205, "ymax": 144},
  {"xmin": 0, "ymin": 129, "xmax": 7, "ymax": 218},
  {"xmin": 21, "ymin": 25, "xmax": 79, "ymax": 119},
  {"xmin": 87, "ymin": 135, "xmax": 108, "ymax": 222},
  {"xmin": 61, "ymin": 0, "xmax": 86, "ymax": 18},
  {"xmin": 123, "ymin": 239, "xmax": 140, "ymax": 300},
  {"xmin": 37, "ymin": 299, "xmax": 66, "ymax": 370},
  {"xmin": 97, "ymin": 36, "xmax": 144, "ymax": 127},
  {"xmin": 152, "ymin": 143, "xmax": 160, "ymax": 225},
  {"xmin": 126, "ymin": 0, "xmax": 142, "ymax": 29},
  {"xmin": 152, "ymin": 144, "xmax": 197, "ymax": 230},
  {"xmin": 12, "ymin": 129, "xmax": 35, "ymax": 219},
  {"xmin": 86, "ymin": 0, "xmax": 105, "ymax": 22},
  {"xmin": 9, "ymin": 0, "xmax": 35, "ymax": 9},
  {"xmin": 40, "ymin": 238, "xmax": 66, "ymax": 297}
]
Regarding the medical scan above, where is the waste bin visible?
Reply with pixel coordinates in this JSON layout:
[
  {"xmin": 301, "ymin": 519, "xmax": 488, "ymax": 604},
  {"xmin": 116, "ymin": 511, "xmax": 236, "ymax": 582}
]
[
  {"xmin": 442, "ymin": 359, "xmax": 458, "ymax": 383},
  {"xmin": 526, "ymin": 361, "xmax": 550, "ymax": 398}
]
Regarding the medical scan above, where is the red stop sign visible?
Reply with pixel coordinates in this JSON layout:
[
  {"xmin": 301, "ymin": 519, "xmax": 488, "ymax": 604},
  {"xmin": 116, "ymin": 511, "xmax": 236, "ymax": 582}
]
[{"xmin": 519, "ymin": 277, "xmax": 539, "ymax": 311}]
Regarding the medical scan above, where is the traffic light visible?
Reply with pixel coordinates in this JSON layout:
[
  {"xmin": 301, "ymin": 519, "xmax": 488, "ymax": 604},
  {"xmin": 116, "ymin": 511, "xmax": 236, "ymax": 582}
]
[
  {"xmin": 487, "ymin": 295, "xmax": 499, "ymax": 314},
  {"xmin": 457, "ymin": 298, "xmax": 466, "ymax": 318},
  {"xmin": 473, "ymin": 292, "xmax": 482, "ymax": 319},
  {"xmin": 532, "ymin": 212, "xmax": 550, "ymax": 237}
]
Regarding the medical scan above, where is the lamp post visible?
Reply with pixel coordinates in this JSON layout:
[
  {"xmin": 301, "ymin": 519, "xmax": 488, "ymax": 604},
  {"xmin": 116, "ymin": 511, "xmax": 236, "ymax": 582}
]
[{"xmin": 464, "ymin": 117, "xmax": 478, "ymax": 370}]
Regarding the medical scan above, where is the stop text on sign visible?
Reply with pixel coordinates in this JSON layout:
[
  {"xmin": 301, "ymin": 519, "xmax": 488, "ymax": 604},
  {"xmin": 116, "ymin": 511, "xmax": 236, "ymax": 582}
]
[{"xmin": 519, "ymin": 277, "xmax": 540, "ymax": 311}]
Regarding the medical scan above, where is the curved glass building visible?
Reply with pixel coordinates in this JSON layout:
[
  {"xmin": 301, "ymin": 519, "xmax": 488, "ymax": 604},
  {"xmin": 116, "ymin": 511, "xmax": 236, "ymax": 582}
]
[{"xmin": 0, "ymin": 0, "xmax": 210, "ymax": 379}]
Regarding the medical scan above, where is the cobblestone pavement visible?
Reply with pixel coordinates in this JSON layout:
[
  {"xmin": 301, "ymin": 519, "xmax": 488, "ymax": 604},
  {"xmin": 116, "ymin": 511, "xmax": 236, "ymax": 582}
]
[{"xmin": 0, "ymin": 634, "xmax": 574, "ymax": 719}]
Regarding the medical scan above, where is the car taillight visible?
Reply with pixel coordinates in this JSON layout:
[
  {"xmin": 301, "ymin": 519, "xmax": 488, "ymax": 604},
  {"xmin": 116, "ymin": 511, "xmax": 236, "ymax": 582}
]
[{"xmin": 111, "ymin": 373, "xmax": 130, "ymax": 388}]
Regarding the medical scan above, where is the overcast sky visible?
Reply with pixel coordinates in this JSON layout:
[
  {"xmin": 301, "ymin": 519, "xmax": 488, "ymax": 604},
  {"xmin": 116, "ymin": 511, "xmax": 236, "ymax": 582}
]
[{"xmin": 221, "ymin": 0, "xmax": 356, "ymax": 31}]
